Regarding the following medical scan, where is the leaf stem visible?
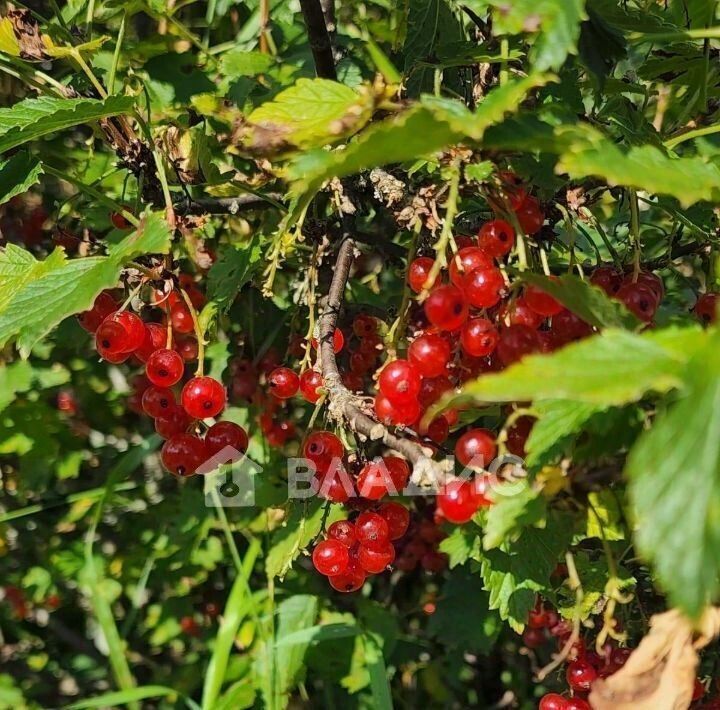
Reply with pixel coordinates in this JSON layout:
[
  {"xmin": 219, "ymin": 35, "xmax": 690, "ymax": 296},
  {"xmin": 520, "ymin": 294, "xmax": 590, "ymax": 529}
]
[
  {"xmin": 180, "ymin": 288, "xmax": 205, "ymax": 376},
  {"xmin": 664, "ymin": 123, "xmax": 720, "ymax": 150},
  {"xmin": 108, "ymin": 11, "xmax": 127, "ymax": 95},
  {"xmin": 629, "ymin": 189, "xmax": 641, "ymax": 280}
]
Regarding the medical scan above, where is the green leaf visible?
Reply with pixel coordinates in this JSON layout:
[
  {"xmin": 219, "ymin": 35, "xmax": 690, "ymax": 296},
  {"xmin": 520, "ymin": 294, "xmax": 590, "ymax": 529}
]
[
  {"xmin": 586, "ymin": 490, "xmax": 625, "ymax": 542},
  {"xmin": 0, "ymin": 361, "xmax": 34, "ymax": 414},
  {"xmin": 288, "ymin": 74, "xmax": 551, "ymax": 195},
  {"xmin": 627, "ymin": 332, "xmax": 720, "ymax": 617},
  {"xmin": 0, "ymin": 212, "xmax": 171, "ymax": 357},
  {"xmin": 490, "ymin": 0, "xmax": 588, "ymax": 70},
  {"xmin": 202, "ymin": 539, "xmax": 261, "ymax": 710},
  {"xmin": 265, "ymin": 501, "xmax": 345, "ymax": 579},
  {"xmin": 481, "ymin": 512, "xmax": 574, "ymax": 631},
  {"xmin": 66, "ymin": 686, "xmax": 199, "ymax": 710},
  {"xmin": 526, "ymin": 400, "xmax": 606, "ymax": 467},
  {"xmin": 439, "ymin": 526, "xmax": 482, "ymax": 567},
  {"xmin": 556, "ymin": 552, "xmax": 634, "ymax": 622},
  {"xmin": 0, "ymin": 152, "xmax": 44, "ymax": 206},
  {"xmin": 245, "ymin": 78, "xmax": 367, "ymax": 150},
  {"xmin": 427, "ymin": 568, "xmax": 502, "ymax": 653},
  {"xmin": 433, "ymin": 327, "xmax": 707, "ymax": 415},
  {"xmin": 483, "ymin": 482, "xmax": 547, "ymax": 549},
  {"xmin": 0, "ymin": 95, "xmax": 134, "ymax": 153},
  {"xmin": 521, "ymin": 273, "xmax": 639, "ymax": 329},
  {"xmin": 274, "ymin": 623, "xmax": 359, "ymax": 648},
  {"xmin": 219, "ymin": 49, "xmax": 274, "ymax": 79},
  {"xmin": 556, "ymin": 124, "xmax": 720, "ymax": 207},
  {"xmin": 207, "ymin": 237, "xmax": 262, "ymax": 312},
  {"xmin": 362, "ymin": 633, "xmax": 394, "ymax": 710}
]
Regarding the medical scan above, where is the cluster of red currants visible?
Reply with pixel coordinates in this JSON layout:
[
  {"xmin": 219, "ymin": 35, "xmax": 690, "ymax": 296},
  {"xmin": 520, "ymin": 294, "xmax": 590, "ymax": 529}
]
[
  {"xmin": 392, "ymin": 512, "xmax": 448, "ymax": 573},
  {"xmin": 78, "ymin": 279, "xmax": 247, "ymax": 478},
  {"xmin": 311, "ymin": 504, "xmax": 410, "ymax": 592}
]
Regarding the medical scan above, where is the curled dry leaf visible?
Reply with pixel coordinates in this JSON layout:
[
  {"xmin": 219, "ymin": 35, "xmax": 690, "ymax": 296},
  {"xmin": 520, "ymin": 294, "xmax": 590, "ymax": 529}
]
[{"xmin": 589, "ymin": 608, "xmax": 720, "ymax": 710}]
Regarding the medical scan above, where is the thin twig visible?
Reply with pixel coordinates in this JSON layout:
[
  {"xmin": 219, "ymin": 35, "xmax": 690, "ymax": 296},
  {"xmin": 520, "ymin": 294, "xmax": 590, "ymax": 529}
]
[
  {"xmin": 298, "ymin": 0, "xmax": 337, "ymax": 80},
  {"xmin": 318, "ymin": 237, "xmax": 451, "ymax": 487},
  {"xmin": 174, "ymin": 193, "xmax": 285, "ymax": 215}
]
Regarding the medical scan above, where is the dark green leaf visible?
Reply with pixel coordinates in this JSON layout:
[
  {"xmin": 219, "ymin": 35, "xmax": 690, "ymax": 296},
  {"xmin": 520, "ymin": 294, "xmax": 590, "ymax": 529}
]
[
  {"xmin": 0, "ymin": 152, "xmax": 44, "ymax": 206},
  {"xmin": 207, "ymin": 237, "xmax": 262, "ymax": 312}
]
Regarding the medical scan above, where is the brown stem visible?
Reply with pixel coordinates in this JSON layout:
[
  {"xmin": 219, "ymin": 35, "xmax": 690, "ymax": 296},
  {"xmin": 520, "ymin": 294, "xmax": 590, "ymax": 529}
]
[
  {"xmin": 174, "ymin": 194, "xmax": 284, "ymax": 215},
  {"xmin": 318, "ymin": 237, "xmax": 451, "ymax": 487},
  {"xmin": 298, "ymin": 0, "xmax": 337, "ymax": 80}
]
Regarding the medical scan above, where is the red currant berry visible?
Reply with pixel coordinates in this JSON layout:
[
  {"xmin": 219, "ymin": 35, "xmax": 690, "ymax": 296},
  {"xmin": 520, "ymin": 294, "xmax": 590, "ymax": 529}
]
[
  {"xmin": 378, "ymin": 359, "xmax": 421, "ymax": 403},
  {"xmin": 522, "ymin": 627, "xmax": 546, "ymax": 648},
  {"xmin": 181, "ymin": 376, "xmax": 227, "ymax": 419},
  {"xmin": 591, "ymin": 265, "xmax": 622, "ymax": 295},
  {"xmin": 161, "ymin": 433, "xmax": 207, "ymax": 477},
  {"xmin": 408, "ymin": 333, "xmax": 451, "ymax": 377},
  {"xmin": 420, "ymin": 415, "xmax": 450, "ymax": 443},
  {"xmin": 424, "ymin": 285, "xmax": 468, "ymax": 331},
  {"xmin": 552, "ymin": 309, "xmax": 593, "ymax": 343},
  {"xmin": 350, "ymin": 350, "xmax": 375, "ymax": 375},
  {"xmin": 110, "ymin": 210, "xmax": 131, "ymax": 229},
  {"xmin": 616, "ymin": 282, "xmax": 658, "ymax": 322},
  {"xmin": 317, "ymin": 470, "xmax": 353, "ymax": 503},
  {"xmin": 146, "ymin": 348, "xmax": 185, "ymax": 387},
  {"xmin": 418, "ymin": 375, "xmax": 453, "ymax": 408},
  {"xmin": 176, "ymin": 336, "xmax": 199, "ymax": 362},
  {"xmin": 268, "ymin": 367, "xmax": 300, "ymax": 399},
  {"xmin": 328, "ymin": 562, "xmax": 366, "ymax": 593},
  {"xmin": 205, "ymin": 421, "xmax": 248, "ymax": 460},
  {"xmin": 455, "ymin": 428, "xmax": 497, "ymax": 468},
  {"xmin": 566, "ymin": 659, "xmax": 598, "ymax": 692},
  {"xmin": 352, "ymin": 314, "xmax": 377, "ymax": 338},
  {"xmin": 499, "ymin": 298, "xmax": 545, "ymax": 329},
  {"xmin": 355, "ymin": 511, "xmax": 390, "ymax": 551},
  {"xmin": 461, "ymin": 317, "xmax": 499, "ymax": 357},
  {"xmin": 303, "ymin": 431, "xmax": 345, "ymax": 472},
  {"xmin": 525, "ymin": 282, "xmax": 564, "ymax": 317},
  {"xmin": 505, "ymin": 415, "xmax": 535, "ymax": 457},
  {"xmin": 564, "ymin": 699, "xmax": 590, "ymax": 710},
  {"xmin": 312, "ymin": 539, "xmax": 350, "ymax": 576},
  {"xmin": 408, "ymin": 256, "xmax": 434, "ymax": 293},
  {"xmin": 358, "ymin": 542, "xmax": 395, "ymax": 574},
  {"xmin": 694, "ymin": 292, "xmax": 719, "ymax": 324},
  {"xmin": 630, "ymin": 270, "xmax": 664, "ymax": 304},
  {"xmin": 437, "ymin": 478, "xmax": 485, "ymax": 523},
  {"xmin": 374, "ymin": 392, "xmax": 420, "ymax": 426},
  {"xmin": 528, "ymin": 602, "xmax": 549, "ymax": 629},
  {"xmin": 538, "ymin": 693, "xmax": 569, "ymax": 710},
  {"xmin": 100, "ymin": 310, "xmax": 145, "ymax": 353},
  {"xmin": 377, "ymin": 502, "xmax": 410, "ymax": 540},
  {"xmin": 135, "ymin": 322, "xmax": 167, "ymax": 363},
  {"xmin": 327, "ymin": 520, "xmax": 356, "ymax": 547},
  {"xmin": 496, "ymin": 325, "xmax": 541, "ymax": 366},
  {"xmin": 477, "ymin": 219, "xmax": 515, "ymax": 257},
  {"xmin": 449, "ymin": 247, "xmax": 493, "ymax": 287},
  {"xmin": 170, "ymin": 302, "xmax": 194, "ymax": 334},
  {"xmin": 155, "ymin": 407, "xmax": 192, "ymax": 439},
  {"xmin": 311, "ymin": 328, "xmax": 344, "ymax": 353},
  {"xmin": 342, "ymin": 371, "xmax": 364, "ymax": 392},
  {"xmin": 464, "ymin": 267, "xmax": 505, "ymax": 308},
  {"xmin": 141, "ymin": 386, "xmax": 176, "ymax": 418},
  {"xmin": 78, "ymin": 291, "xmax": 117, "ymax": 332},
  {"xmin": 299, "ymin": 369, "xmax": 323, "ymax": 403},
  {"xmin": 515, "ymin": 195, "xmax": 544, "ymax": 234},
  {"xmin": 95, "ymin": 319, "xmax": 128, "ymax": 355}
]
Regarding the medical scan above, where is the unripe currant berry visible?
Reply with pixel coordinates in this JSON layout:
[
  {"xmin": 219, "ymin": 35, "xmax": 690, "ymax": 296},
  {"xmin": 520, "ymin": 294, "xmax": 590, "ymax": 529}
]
[
  {"xmin": 181, "ymin": 376, "xmax": 227, "ymax": 419},
  {"xmin": 146, "ymin": 348, "xmax": 185, "ymax": 387},
  {"xmin": 268, "ymin": 367, "xmax": 300, "ymax": 399}
]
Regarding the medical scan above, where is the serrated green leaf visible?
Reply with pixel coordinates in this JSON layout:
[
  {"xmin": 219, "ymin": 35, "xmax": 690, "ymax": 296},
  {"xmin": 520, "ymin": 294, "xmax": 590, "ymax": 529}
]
[
  {"xmin": 628, "ymin": 331, "xmax": 720, "ymax": 617},
  {"xmin": 0, "ymin": 95, "xmax": 134, "ymax": 153},
  {"xmin": 288, "ymin": 74, "xmax": 550, "ymax": 195},
  {"xmin": 526, "ymin": 400, "xmax": 606, "ymax": 467},
  {"xmin": 586, "ymin": 490, "xmax": 625, "ymax": 542},
  {"xmin": 556, "ymin": 124, "xmax": 720, "ymax": 207},
  {"xmin": 432, "ymin": 327, "xmax": 707, "ymax": 416},
  {"xmin": 556, "ymin": 552, "xmax": 634, "ymax": 622},
  {"xmin": 207, "ymin": 237, "xmax": 262, "ymax": 312},
  {"xmin": 490, "ymin": 0, "xmax": 588, "ymax": 70},
  {"xmin": 483, "ymin": 482, "xmax": 547, "ymax": 549},
  {"xmin": 0, "ymin": 212, "xmax": 170, "ymax": 357},
  {"xmin": 522, "ymin": 273, "xmax": 639, "ymax": 329},
  {"xmin": 427, "ymin": 568, "xmax": 502, "ymax": 653},
  {"xmin": 0, "ymin": 152, "xmax": 44, "ymax": 206},
  {"xmin": 219, "ymin": 49, "xmax": 274, "ymax": 79},
  {"xmin": 438, "ymin": 526, "xmax": 482, "ymax": 567},
  {"xmin": 481, "ymin": 513, "xmax": 574, "ymax": 632},
  {"xmin": 265, "ymin": 501, "xmax": 345, "ymax": 579},
  {"xmin": 245, "ymin": 78, "xmax": 367, "ymax": 150}
]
